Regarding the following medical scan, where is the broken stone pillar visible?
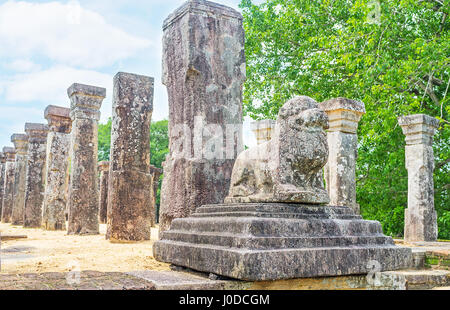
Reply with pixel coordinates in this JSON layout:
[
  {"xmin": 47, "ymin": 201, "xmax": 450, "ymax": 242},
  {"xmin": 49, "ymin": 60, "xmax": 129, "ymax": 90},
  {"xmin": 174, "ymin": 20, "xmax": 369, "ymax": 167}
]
[
  {"xmin": 98, "ymin": 161, "xmax": 109, "ymax": 225},
  {"xmin": 1, "ymin": 147, "xmax": 16, "ymax": 223},
  {"xmin": 42, "ymin": 106, "xmax": 72, "ymax": 231},
  {"xmin": 159, "ymin": 0, "xmax": 246, "ymax": 232},
  {"xmin": 0, "ymin": 152, "xmax": 6, "ymax": 218},
  {"xmin": 107, "ymin": 72, "xmax": 153, "ymax": 242},
  {"xmin": 23, "ymin": 123, "xmax": 49, "ymax": 228},
  {"xmin": 67, "ymin": 83, "xmax": 106, "ymax": 235},
  {"xmin": 251, "ymin": 120, "xmax": 276, "ymax": 145},
  {"xmin": 319, "ymin": 98, "xmax": 366, "ymax": 214},
  {"xmin": 11, "ymin": 134, "xmax": 28, "ymax": 225},
  {"xmin": 399, "ymin": 114, "xmax": 439, "ymax": 242},
  {"xmin": 150, "ymin": 165, "xmax": 163, "ymax": 226}
]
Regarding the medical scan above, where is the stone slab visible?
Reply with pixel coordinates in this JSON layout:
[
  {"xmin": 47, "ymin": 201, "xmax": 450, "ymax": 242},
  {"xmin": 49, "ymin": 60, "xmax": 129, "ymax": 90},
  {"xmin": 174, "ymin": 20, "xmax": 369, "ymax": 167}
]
[{"xmin": 154, "ymin": 203, "xmax": 413, "ymax": 281}]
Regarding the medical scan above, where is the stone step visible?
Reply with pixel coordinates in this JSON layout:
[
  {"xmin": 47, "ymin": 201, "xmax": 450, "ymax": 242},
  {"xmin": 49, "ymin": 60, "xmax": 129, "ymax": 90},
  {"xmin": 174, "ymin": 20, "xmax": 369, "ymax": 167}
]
[
  {"xmin": 162, "ymin": 230, "xmax": 394, "ymax": 249},
  {"xmin": 170, "ymin": 217, "xmax": 384, "ymax": 237},
  {"xmin": 379, "ymin": 269, "xmax": 450, "ymax": 290},
  {"xmin": 192, "ymin": 211, "xmax": 360, "ymax": 220}
]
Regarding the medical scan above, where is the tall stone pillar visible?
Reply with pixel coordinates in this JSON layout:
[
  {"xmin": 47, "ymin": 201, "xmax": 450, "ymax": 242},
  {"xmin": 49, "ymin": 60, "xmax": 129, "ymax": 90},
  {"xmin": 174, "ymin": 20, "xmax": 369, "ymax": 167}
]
[
  {"xmin": 0, "ymin": 152, "xmax": 6, "ymax": 217},
  {"xmin": 251, "ymin": 120, "xmax": 276, "ymax": 145},
  {"xmin": 42, "ymin": 106, "xmax": 72, "ymax": 231},
  {"xmin": 399, "ymin": 114, "xmax": 439, "ymax": 242},
  {"xmin": 107, "ymin": 72, "xmax": 153, "ymax": 242},
  {"xmin": 98, "ymin": 161, "xmax": 109, "ymax": 225},
  {"xmin": 67, "ymin": 83, "xmax": 106, "ymax": 235},
  {"xmin": 11, "ymin": 134, "xmax": 28, "ymax": 225},
  {"xmin": 1, "ymin": 147, "xmax": 16, "ymax": 223},
  {"xmin": 319, "ymin": 98, "xmax": 366, "ymax": 214},
  {"xmin": 23, "ymin": 123, "xmax": 49, "ymax": 228},
  {"xmin": 150, "ymin": 165, "xmax": 163, "ymax": 226},
  {"xmin": 159, "ymin": 0, "xmax": 246, "ymax": 232}
]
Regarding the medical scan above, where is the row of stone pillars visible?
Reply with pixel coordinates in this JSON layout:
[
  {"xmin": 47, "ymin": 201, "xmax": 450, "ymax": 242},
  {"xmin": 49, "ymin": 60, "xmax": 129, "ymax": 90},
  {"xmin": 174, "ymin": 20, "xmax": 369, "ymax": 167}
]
[
  {"xmin": 250, "ymin": 107, "xmax": 440, "ymax": 242},
  {"xmin": 0, "ymin": 72, "xmax": 158, "ymax": 242}
]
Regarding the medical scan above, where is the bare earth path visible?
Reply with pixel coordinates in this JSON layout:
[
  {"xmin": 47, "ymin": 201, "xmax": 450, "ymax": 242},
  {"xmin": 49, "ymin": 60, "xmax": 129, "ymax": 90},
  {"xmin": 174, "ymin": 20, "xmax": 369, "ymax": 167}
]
[{"xmin": 0, "ymin": 223, "xmax": 170, "ymax": 274}]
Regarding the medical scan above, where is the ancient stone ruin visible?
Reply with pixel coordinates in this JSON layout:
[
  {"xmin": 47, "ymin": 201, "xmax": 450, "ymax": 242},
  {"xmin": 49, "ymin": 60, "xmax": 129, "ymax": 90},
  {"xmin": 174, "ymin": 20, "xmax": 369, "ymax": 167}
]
[
  {"xmin": 42, "ymin": 106, "xmax": 72, "ymax": 231},
  {"xmin": 98, "ymin": 161, "xmax": 109, "ymax": 225},
  {"xmin": 399, "ymin": 114, "xmax": 440, "ymax": 242},
  {"xmin": 150, "ymin": 165, "xmax": 163, "ymax": 227},
  {"xmin": 67, "ymin": 83, "xmax": 106, "ymax": 235},
  {"xmin": 11, "ymin": 133, "xmax": 28, "ymax": 225},
  {"xmin": 24, "ymin": 123, "xmax": 49, "ymax": 228},
  {"xmin": 106, "ymin": 72, "xmax": 154, "ymax": 242},
  {"xmin": 154, "ymin": 96, "xmax": 412, "ymax": 281},
  {"xmin": 320, "ymin": 98, "xmax": 366, "ymax": 214},
  {"xmin": 1, "ymin": 147, "xmax": 16, "ymax": 223},
  {"xmin": 0, "ymin": 152, "xmax": 6, "ymax": 217},
  {"xmin": 251, "ymin": 120, "xmax": 276, "ymax": 145},
  {"xmin": 159, "ymin": 0, "xmax": 246, "ymax": 233}
]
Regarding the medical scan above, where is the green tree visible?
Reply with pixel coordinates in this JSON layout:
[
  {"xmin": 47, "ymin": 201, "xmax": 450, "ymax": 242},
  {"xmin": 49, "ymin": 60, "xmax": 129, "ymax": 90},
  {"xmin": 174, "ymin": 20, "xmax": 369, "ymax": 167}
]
[{"xmin": 240, "ymin": 0, "xmax": 449, "ymax": 238}]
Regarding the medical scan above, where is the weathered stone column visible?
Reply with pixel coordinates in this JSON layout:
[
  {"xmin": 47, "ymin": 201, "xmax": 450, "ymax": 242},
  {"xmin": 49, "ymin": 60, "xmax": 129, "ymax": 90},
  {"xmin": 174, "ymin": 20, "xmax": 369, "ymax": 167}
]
[
  {"xmin": 399, "ymin": 114, "xmax": 439, "ymax": 242},
  {"xmin": 0, "ymin": 152, "xmax": 6, "ymax": 218},
  {"xmin": 11, "ymin": 134, "xmax": 28, "ymax": 225},
  {"xmin": 107, "ymin": 72, "xmax": 153, "ymax": 242},
  {"xmin": 319, "ymin": 98, "xmax": 366, "ymax": 214},
  {"xmin": 150, "ymin": 165, "xmax": 163, "ymax": 226},
  {"xmin": 159, "ymin": 0, "xmax": 246, "ymax": 232},
  {"xmin": 23, "ymin": 123, "xmax": 49, "ymax": 228},
  {"xmin": 98, "ymin": 161, "xmax": 109, "ymax": 225},
  {"xmin": 42, "ymin": 106, "xmax": 72, "ymax": 231},
  {"xmin": 251, "ymin": 120, "xmax": 276, "ymax": 145},
  {"xmin": 1, "ymin": 147, "xmax": 16, "ymax": 223},
  {"xmin": 67, "ymin": 83, "xmax": 105, "ymax": 235}
]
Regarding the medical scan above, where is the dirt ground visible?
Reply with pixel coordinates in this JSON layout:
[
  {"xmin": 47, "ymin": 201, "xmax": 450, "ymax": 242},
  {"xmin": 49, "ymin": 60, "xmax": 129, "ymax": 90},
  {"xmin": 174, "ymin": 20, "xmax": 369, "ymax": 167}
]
[{"xmin": 0, "ymin": 223, "xmax": 170, "ymax": 274}]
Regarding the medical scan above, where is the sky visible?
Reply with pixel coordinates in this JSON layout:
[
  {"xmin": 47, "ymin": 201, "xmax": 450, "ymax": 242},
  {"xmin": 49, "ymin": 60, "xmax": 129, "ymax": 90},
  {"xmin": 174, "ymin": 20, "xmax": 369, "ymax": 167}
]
[{"xmin": 0, "ymin": 0, "xmax": 263, "ymax": 149}]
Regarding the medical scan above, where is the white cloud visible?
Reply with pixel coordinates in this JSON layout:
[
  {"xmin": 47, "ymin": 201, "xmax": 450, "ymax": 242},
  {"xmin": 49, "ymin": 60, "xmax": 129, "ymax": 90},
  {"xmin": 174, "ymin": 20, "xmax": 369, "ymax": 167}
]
[
  {"xmin": 2, "ymin": 59, "xmax": 41, "ymax": 72},
  {"xmin": 0, "ymin": 1, "xmax": 152, "ymax": 69}
]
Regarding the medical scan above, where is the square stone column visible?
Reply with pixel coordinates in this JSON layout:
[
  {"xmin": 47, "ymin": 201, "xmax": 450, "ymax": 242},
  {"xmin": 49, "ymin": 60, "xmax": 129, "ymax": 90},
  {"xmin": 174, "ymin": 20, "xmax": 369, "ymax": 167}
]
[
  {"xmin": 0, "ymin": 152, "xmax": 6, "ymax": 218},
  {"xmin": 42, "ymin": 106, "xmax": 72, "ymax": 231},
  {"xmin": 150, "ymin": 165, "xmax": 163, "ymax": 226},
  {"xmin": 159, "ymin": 0, "xmax": 246, "ymax": 232},
  {"xmin": 11, "ymin": 134, "xmax": 29, "ymax": 225},
  {"xmin": 107, "ymin": 72, "xmax": 154, "ymax": 242},
  {"xmin": 398, "ymin": 114, "xmax": 439, "ymax": 242},
  {"xmin": 67, "ymin": 83, "xmax": 106, "ymax": 235},
  {"xmin": 24, "ymin": 123, "xmax": 49, "ymax": 228},
  {"xmin": 1, "ymin": 147, "xmax": 16, "ymax": 223},
  {"xmin": 98, "ymin": 161, "xmax": 109, "ymax": 225},
  {"xmin": 251, "ymin": 120, "xmax": 276, "ymax": 145},
  {"xmin": 319, "ymin": 98, "xmax": 366, "ymax": 214}
]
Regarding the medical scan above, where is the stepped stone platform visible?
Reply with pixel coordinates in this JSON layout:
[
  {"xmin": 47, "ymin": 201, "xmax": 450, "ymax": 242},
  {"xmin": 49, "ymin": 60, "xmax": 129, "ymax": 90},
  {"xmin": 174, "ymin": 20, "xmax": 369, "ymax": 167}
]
[{"xmin": 154, "ymin": 203, "xmax": 413, "ymax": 281}]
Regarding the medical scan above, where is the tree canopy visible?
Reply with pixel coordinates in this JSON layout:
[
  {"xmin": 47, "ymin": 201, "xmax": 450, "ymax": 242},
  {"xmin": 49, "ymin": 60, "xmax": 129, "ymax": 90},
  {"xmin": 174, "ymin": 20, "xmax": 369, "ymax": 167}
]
[{"xmin": 240, "ymin": 0, "xmax": 449, "ymax": 238}]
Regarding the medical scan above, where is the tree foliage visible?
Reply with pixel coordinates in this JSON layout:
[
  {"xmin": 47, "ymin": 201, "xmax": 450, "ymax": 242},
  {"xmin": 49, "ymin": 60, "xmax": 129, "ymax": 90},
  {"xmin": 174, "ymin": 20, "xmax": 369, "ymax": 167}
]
[{"xmin": 240, "ymin": 0, "xmax": 449, "ymax": 238}]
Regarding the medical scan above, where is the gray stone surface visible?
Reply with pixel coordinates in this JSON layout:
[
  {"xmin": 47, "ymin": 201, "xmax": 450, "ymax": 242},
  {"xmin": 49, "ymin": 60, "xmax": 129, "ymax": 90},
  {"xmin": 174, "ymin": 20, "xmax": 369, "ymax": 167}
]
[
  {"xmin": 154, "ymin": 203, "xmax": 412, "ymax": 281},
  {"xmin": 24, "ymin": 123, "xmax": 48, "ymax": 228},
  {"xmin": 42, "ymin": 106, "xmax": 72, "ymax": 231},
  {"xmin": 226, "ymin": 96, "xmax": 330, "ymax": 204},
  {"xmin": 67, "ymin": 83, "xmax": 105, "ymax": 235},
  {"xmin": 159, "ymin": 0, "xmax": 246, "ymax": 233},
  {"xmin": 11, "ymin": 134, "xmax": 28, "ymax": 225},
  {"xmin": 98, "ymin": 161, "xmax": 109, "ymax": 225},
  {"xmin": 150, "ymin": 165, "xmax": 163, "ymax": 227},
  {"xmin": 1, "ymin": 147, "xmax": 16, "ymax": 223},
  {"xmin": 250, "ymin": 120, "xmax": 276, "ymax": 145},
  {"xmin": 0, "ymin": 152, "xmax": 6, "ymax": 218},
  {"xmin": 107, "ymin": 72, "xmax": 153, "ymax": 242},
  {"xmin": 320, "ymin": 98, "xmax": 366, "ymax": 214},
  {"xmin": 399, "ymin": 114, "xmax": 439, "ymax": 242}
]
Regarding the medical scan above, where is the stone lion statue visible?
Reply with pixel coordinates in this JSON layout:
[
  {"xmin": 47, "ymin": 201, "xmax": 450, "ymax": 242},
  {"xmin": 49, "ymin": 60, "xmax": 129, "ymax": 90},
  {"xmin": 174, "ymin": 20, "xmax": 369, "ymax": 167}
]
[{"xmin": 225, "ymin": 96, "xmax": 330, "ymax": 204}]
